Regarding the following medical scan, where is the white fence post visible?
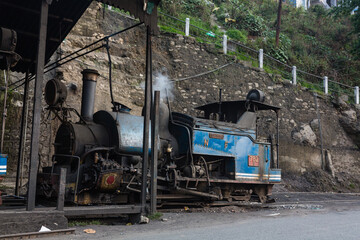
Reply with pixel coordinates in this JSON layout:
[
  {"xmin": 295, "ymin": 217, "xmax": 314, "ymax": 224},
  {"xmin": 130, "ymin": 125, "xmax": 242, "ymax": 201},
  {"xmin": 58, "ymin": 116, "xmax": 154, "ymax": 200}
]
[
  {"xmin": 223, "ymin": 35, "xmax": 227, "ymax": 55},
  {"xmin": 292, "ymin": 66, "xmax": 297, "ymax": 85},
  {"xmin": 323, "ymin": 76, "xmax": 328, "ymax": 95},
  {"xmin": 355, "ymin": 86, "xmax": 359, "ymax": 105},
  {"xmin": 259, "ymin": 49, "xmax": 263, "ymax": 69},
  {"xmin": 185, "ymin": 18, "xmax": 190, "ymax": 36}
]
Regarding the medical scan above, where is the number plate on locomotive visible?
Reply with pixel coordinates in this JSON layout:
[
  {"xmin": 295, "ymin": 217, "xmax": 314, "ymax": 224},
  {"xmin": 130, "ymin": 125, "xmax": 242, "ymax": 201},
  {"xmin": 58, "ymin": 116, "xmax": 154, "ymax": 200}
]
[{"xmin": 248, "ymin": 155, "xmax": 259, "ymax": 167}]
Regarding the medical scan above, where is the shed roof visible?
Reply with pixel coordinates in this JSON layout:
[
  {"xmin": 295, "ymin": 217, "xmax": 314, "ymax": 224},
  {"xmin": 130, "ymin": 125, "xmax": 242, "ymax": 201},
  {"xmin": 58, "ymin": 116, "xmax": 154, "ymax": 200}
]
[{"xmin": 0, "ymin": 0, "xmax": 160, "ymax": 74}]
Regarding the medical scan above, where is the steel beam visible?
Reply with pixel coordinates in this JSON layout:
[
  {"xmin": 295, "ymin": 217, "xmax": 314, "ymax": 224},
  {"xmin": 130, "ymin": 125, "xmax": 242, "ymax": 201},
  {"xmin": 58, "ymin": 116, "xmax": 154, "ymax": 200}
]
[
  {"xmin": 0, "ymin": 69, "xmax": 8, "ymax": 154},
  {"xmin": 15, "ymin": 68, "xmax": 30, "ymax": 196},
  {"xmin": 276, "ymin": 110, "xmax": 280, "ymax": 169},
  {"xmin": 150, "ymin": 91, "xmax": 160, "ymax": 214},
  {"xmin": 56, "ymin": 168, "xmax": 66, "ymax": 211},
  {"xmin": 27, "ymin": 0, "xmax": 50, "ymax": 211},
  {"xmin": 0, "ymin": 1, "xmax": 73, "ymax": 22},
  {"xmin": 141, "ymin": 25, "xmax": 152, "ymax": 214}
]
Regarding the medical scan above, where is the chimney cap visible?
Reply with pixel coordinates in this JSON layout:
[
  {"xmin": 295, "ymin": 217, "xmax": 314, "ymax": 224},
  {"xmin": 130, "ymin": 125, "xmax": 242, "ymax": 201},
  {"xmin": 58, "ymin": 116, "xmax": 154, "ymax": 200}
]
[
  {"xmin": 81, "ymin": 69, "xmax": 100, "ymax": 82},
  {"xmin": 81, "ymin": 69, "xmax": 100, "ymax": 75}
]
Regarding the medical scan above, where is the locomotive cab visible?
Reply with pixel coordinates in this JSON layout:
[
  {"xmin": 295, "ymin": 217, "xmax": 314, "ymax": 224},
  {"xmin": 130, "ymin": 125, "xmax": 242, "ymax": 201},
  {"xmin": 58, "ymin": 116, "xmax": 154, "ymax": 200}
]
[{"xmin": 166, "ymin": 89, "xmax": 281, "ymax": 202}]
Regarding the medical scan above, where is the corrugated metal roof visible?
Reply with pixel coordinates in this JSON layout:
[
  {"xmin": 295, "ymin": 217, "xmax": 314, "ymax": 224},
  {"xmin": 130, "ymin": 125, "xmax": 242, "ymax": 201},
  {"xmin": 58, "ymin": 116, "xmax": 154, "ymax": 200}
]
[
  {"xmin": 0, "ymin": 0, "xmax": 92, "ymax": 73},
  {"xmin": 0, "ymin": 0, "xmax": 160, "ymax": 73}
]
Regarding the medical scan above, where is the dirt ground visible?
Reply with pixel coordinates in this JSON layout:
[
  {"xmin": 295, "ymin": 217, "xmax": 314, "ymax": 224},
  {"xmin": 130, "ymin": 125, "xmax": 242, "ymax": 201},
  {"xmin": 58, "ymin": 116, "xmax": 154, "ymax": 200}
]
[{"xmin": 282, "ymin": 170, "xmax": 360, "ymax": 193}]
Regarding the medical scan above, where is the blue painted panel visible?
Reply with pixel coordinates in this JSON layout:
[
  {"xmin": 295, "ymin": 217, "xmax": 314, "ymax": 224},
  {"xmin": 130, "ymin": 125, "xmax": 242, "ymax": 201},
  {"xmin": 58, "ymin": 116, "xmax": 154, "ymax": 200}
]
[
  {"xmin": 269, "ymin": 169, "xmax": 282, "ymax": 182},
  {"xmin": 192, "ymin": 128, "xmax": 279, "ymax": 183},
  {"xmin": 193, "ymin": 130, "xmax": 235, "ymax": 157},
  {"xmin": 235, "ymin": 136, "xmax": 261, "ymax": 181},
  {"xmin": 0, "ymin": 154, "xmax": 7, "ymax": 176}
]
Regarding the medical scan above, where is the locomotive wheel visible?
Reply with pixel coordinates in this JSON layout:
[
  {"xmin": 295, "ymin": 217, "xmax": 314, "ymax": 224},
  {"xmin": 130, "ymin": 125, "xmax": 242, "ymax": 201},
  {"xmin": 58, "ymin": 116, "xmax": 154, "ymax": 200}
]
[{"xmin": 254, "ymin": 186, "xmax": 267, "ymax": 203}]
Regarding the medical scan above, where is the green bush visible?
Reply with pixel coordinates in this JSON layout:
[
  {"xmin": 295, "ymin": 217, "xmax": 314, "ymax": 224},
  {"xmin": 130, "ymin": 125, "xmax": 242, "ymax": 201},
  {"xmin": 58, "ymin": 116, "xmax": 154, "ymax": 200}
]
[
  {"xmin": 182, "ymin": 0, "xmax": 212, "ymax": 22},
  {"xmin": 226, "ymin": 29, "xmax": 248, "ymax": 43},
  {"xmin": 240, "ymin": 12, "xmax": 266, "ymax": 36},
  {"xmin": 159, "ymin": 0, "xmax": 183, "ymax": 16},
  {"xmin": 262, "ymin": 30, "xmax": 292, "ymax": 63}
]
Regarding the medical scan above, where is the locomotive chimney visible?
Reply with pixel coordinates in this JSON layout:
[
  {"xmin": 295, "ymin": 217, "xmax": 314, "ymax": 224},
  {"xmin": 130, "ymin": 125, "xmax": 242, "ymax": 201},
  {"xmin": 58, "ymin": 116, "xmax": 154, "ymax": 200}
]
[{"xmin": 81, "ymin": 69, "xmax": 99, "ymax": 121}]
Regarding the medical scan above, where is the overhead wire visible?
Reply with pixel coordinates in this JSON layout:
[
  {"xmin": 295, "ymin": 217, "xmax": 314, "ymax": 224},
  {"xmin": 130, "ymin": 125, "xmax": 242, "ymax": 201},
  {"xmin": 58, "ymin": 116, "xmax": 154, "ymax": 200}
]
[
  {"xmin": 10, "ymin": 22, "xmax": 144, "ymax": 91},
  {"xmin": 170, "ymin": 60, "xmax": 236, "ymax": 82}
]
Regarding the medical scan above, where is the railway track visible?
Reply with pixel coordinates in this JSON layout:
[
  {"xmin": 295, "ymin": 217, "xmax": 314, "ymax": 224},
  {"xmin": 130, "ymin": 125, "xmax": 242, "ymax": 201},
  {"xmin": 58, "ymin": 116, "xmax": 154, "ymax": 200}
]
[
  {"xmin": 0, "ymin": 229, "xmax": 75, "ymax": 239},
  {"xmin": 156, "ymin": 192, "xmax": 360, "ymax": 211}
]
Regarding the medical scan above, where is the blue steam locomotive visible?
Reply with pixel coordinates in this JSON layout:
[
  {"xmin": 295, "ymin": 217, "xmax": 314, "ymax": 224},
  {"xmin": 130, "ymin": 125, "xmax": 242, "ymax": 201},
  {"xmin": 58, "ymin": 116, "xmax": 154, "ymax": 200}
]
[{"xmin": 37, "ymin": 69, "xmax": 281, "ymax": 205}]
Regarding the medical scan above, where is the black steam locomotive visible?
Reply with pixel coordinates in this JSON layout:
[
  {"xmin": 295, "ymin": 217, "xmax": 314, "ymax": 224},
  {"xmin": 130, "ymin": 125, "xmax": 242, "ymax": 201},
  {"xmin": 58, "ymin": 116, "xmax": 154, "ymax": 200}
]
[{"xmin": 37, "ymin": 69, "xmax": 281, "ymax": 205}]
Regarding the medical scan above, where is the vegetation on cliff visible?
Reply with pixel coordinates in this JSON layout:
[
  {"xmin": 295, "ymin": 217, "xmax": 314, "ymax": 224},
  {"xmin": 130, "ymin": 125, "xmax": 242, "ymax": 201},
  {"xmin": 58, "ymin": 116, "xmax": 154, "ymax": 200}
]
[{"xmin": 159, "ymin": 0, "xmax": 360, "ymax": 87}]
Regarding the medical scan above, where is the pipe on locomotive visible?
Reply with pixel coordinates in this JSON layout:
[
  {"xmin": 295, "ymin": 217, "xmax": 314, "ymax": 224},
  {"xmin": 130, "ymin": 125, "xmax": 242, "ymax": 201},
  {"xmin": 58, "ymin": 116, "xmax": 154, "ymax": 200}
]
[{"xmin": 81, "ymin": 69, "xmax": 99, "ymax": 121}]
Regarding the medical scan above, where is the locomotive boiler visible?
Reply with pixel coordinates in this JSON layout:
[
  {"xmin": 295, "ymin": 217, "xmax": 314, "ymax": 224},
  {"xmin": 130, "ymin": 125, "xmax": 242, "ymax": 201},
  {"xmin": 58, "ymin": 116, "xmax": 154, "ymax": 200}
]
[{"xmin": 37, "ymin": 69, "xmax": 281, "ymax": 205}]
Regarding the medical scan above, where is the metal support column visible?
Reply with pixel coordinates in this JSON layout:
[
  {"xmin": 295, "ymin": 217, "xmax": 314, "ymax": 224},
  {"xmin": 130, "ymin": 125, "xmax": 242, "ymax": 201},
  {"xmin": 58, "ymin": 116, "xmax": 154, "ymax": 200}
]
[
  {"xmin": 0, "ymin": 69, "xmax": 8, "ymax": 154},
  {"xmin": 15, "ymin": 68, "xmax": 30, "ymax": 196},
  {"xmin": 27, "ymin": 0, "xmax": 50, "ymax": 211},
  {"xmin": 150, "ymin": 91, "xmax": 160, "ymax": 214},
  {"xmin": 56, "ymin": 168, "xmax": 66, "ymax": 211},
  {"xmin": 141, "ymin": 26, "xmax": 152, "ymax": 214},
  {"xmin": 276, "ymin": 110, "xmax": 280, "ymax": 169}
]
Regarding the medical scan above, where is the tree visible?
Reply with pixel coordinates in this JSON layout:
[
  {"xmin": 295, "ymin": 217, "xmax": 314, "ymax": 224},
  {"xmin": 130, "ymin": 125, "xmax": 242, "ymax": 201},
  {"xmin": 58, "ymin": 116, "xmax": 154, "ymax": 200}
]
[
  {"xmin": 275, "ymin": 0, "xmax": 282, "ymax": 47},
  {"xmin": 332, "ymin": 0, "xmax": 360, "ymax": 58}
]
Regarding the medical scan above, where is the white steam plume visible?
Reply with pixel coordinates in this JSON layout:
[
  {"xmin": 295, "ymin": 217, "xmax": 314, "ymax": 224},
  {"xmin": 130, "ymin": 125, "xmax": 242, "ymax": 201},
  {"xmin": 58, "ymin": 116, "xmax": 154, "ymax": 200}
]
[
  {"xmin": 153, "ymin": 72, "xmax": 174, "ymax": 101},
  {"xmin": 141, "ymin": 72, "xmax": 174, "ymax": 101}
]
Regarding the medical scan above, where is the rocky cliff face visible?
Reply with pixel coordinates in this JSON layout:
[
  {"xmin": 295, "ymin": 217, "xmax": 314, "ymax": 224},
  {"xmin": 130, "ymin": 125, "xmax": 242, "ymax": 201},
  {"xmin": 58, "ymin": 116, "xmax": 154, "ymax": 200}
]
[{"xmin": 3, "ymin": 2, "xmax": 360, "ymax": 193}]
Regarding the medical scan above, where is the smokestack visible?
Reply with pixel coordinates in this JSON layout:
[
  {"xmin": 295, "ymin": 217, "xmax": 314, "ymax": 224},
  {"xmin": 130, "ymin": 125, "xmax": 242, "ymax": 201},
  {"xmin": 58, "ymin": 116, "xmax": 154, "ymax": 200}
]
[{"xmin": 81, "ymin": 69, "xmax": 99, "ymax": 121}]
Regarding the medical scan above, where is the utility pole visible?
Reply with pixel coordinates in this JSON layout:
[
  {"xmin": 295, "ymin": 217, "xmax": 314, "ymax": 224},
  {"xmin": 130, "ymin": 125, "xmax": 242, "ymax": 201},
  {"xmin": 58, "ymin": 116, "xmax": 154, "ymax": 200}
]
[{"xmin": 275, "ymin": 0, "xmax": 282, "ymax": 47}]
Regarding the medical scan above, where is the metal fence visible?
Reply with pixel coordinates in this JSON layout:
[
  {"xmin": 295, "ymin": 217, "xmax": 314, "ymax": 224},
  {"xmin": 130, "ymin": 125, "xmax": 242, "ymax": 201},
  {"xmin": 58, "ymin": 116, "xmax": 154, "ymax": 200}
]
[{"xmin": 157, "ymin": 12, "xmax": 360, "ymax": 105}]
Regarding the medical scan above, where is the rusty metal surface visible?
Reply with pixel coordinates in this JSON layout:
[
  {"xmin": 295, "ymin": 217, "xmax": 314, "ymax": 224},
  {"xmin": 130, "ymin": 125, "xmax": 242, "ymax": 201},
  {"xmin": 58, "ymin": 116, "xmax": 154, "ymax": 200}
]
[
  {"xmin": 56, "ymin": 168, "xmax": 67, "ymax": 211},
  {"xmin": 64, "ymin": 204, "xmax": 142, "ymax": 218},
  {"xmin": 98, "ymin": 172, "xmax": 122, "ymax": 191},
  {"xmin": 141, "ymin": 25, "xmax": 152, "ymax": 214},
  {"xmin": 81, "ymin": 69, "xmax": 99, "ymax": 121},
  {"xmin": 176, "ymin": 176, "xmax": 275, "ymax": 185},
  {"xmin": 27, "ymin": 0, "xmax": 49, "ymax": 211},
  {"xmin": 176, "ymin": 187, "xmax": 220, "ymax": 199},
  {"xmin": 150, "ymin": 91, "xmax": 160, "ymax": 214}
]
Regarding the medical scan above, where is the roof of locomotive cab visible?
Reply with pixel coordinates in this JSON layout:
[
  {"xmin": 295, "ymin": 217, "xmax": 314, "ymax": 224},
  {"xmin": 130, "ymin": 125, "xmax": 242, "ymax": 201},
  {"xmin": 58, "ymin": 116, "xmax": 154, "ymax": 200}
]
[
  {"xmin": 195, "ymin": 100, "xmax": 280, "ymax": 125},
  {"xmin": 195, "ymin": 100, "xmax": 281, "ymax": 113}
]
